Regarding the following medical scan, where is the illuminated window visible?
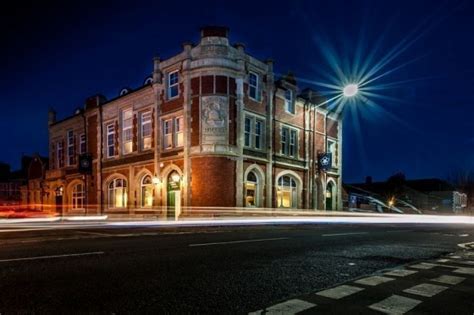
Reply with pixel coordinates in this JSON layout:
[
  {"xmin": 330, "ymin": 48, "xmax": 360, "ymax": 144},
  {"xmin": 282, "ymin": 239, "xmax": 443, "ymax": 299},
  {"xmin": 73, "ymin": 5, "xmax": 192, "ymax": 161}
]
[
  {"xmin": 107, "ymin": 124, "xmax": 115, "ymax": 158},
  {"xmin": 67, "ymin": 130, "xmax": 75, "ymax": 166},
  {"xmin": 163, "ymin": 119, "xmax": 172, "ymax": 149},
  {"xmin": 141, "ymin": 111, "xmax": 152, "ymax": 151},
  {"xmin": 79, "ymin": 134, "xmax": 86, "ymax": 154},
  {"xmin": 72, "ymin": 183, "xmax": 85, "ymax": 210},
  {"xmin": 122, "ymin": 109, "xmax": 133, "ymax": 154},
  {"xmin": 277, "ymin": 175, "xmax": 297, "ymax": 208},
  {"xmin": 249, "ymin": 72, "xmax": 259, "ymax": 100},
  {"xmin": 327, "ymin": 139, "xmax": 337, "ymax": 167},
  {"xmin": 168, "ymin": 71, "xmax": 179, "ymax": 99},
  {"xmin": 140, "ymin": 175, "xmax": 153, "ymax": 208},
  {"xmin": 245, "ymin": 171, "xmax": 259, "ymax": 207},
  {"xmin": 285, "ymin": 89, "xmax": 295, "ymax": 114},
  {"xmin": 108, "ymin": 178, "xmax": 127, "ymax": 208},
  {"xmin": 175, "ymin": 116, "xmax": 184, "ymax": 147}
]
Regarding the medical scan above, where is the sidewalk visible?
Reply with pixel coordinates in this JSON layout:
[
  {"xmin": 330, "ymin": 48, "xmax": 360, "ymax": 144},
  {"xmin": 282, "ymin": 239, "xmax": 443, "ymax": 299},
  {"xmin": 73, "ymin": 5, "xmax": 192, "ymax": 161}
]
[{"xmin": 250, "ymin": 242, "xmax": 474, "ymax": 314}]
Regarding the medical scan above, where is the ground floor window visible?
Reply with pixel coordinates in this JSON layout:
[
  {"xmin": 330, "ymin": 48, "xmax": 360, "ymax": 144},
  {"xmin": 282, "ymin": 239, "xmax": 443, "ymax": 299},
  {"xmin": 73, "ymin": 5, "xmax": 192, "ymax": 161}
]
[
  {"xmin": 277, "ymin": 175, "xmax": 297, "ymax": 208},
  {"xmin": 141, "ymin": 175, "xmax": 153, "ymax": 208},
  {"xmin": 72, "ymin": 183, "xmax": 85, "ymax": 210},
  {"xmin": 108, "ymin": 178, "xmax": 127, "ymax": 208},
  {"xmin": 245, "ymin": 171, "xmax": 258, "ymax": 207}
]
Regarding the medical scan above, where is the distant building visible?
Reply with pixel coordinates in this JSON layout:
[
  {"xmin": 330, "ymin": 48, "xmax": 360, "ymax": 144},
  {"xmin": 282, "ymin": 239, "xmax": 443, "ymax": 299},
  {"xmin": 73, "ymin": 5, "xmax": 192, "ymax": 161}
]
[
  {"xmin": 346, "ymin": 177, "xmax": 467, "ymax": 213},
  {"xmin": 27, "ymin": 26, "xmax": 343, "ymax": 217}
]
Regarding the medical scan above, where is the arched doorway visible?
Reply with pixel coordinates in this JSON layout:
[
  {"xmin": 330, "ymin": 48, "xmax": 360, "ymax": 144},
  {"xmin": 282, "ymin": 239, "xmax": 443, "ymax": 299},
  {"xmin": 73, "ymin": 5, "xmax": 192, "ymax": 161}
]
[
  {"xmin": 326, "ymin": 180, "xmax": 336, "ymax": 210},
  {"xmin": 276, "ymin": 175, "xmax": 298, "ymax": 208},
  {"xmin": 167, "ymin": 171, "xmax": 181, "ymax": 219},
  {"xmin": 140, "ymin": 175, "xmax": 153, "ymax": 208},
  {"xmin": 244, "ymin": 171, "xmax": 258, "ymax": 207}
]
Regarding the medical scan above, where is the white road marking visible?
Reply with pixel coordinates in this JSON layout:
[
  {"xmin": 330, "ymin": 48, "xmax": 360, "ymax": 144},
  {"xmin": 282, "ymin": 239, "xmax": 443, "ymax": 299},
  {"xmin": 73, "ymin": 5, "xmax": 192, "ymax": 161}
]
[
  {"xmin": 75, "ymin": 230, "xmax": 114, "ymax": 237},
  {"xmin": 369, "ymin": 294, "xmax": 421, "ymax": 315},
  {"xmin": 355, "ymin": 275, "xmax": 395, "ymax": 286},
  {"xmin": 437, "ymin": 258, "xmax": 450, "ymax": 263},
  {"xmin": 410, "ymin": 262, "xmax": 437, "ymax": 270},
  {"xmin": 249, "ymin": 299, "xmax": 316, "ymax": 315},
  {"xmin": 0, "ymin": 251, "xmax": 104, "ymax": 263},
  {"xmin": 449, "ymin": 255, "xmax": 462, "ymax": 259},
  {"xmin": 189, "ymin": 237, "xmax": 289, "ymax": 247},
  {"xmin": 431, "ymin": 275, "xmax": 465, "ymax": 285},
  {"xmin": 384, "ymin": 269, "xmax": 418, "ymax": 277},
  {"xmin": 453, "ymin": 267, "xmax": 474, "ymax": 275},
  {"xmin": 403, "ymin": 283, "xmax": 448, "ymax": 297},
  {"xmin": 321, "ymin": 232, "xmax": 368, "ymax": 237},
  {"xmin": 316, "ymin": 285, "xmax": 364, "ymax": 299}
]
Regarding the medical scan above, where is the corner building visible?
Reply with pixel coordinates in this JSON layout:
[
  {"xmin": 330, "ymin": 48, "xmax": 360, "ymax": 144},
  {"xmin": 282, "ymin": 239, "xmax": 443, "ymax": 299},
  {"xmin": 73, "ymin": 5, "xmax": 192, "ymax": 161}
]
[{"xmin": 41, "ymin": 27, "xmax": 343, "ymax": 217}]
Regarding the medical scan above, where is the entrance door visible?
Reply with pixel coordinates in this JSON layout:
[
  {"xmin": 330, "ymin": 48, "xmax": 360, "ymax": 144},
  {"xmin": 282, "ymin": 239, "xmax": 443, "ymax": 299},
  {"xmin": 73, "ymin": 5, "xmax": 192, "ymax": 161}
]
[
  {"xmin": 167, "ymin": 190, "xmax": 175, "ymax": 219},
  {"xmin": 55, "ymin": 186, "xmax": 64, "ymax": 215},
  {"xmin": 326, "ymin": 182, "xmax": 334, "ymax": 210},
  {"xmin": 166, "ymin": 171, "xmax": 181, "ymax": 220}
]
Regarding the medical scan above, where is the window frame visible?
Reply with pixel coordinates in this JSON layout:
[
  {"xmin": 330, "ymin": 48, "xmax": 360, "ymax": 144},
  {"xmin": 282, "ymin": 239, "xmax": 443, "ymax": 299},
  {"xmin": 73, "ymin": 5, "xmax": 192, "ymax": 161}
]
[
  {"xmin": 72, "ymin": 183, "xmax": 85, "ymax": 210},
  {"xmin": 163, "ymin": 119, "xmax": 173, "ymax": 149},
  {"xmin": 248, "ymin": 72, "xmax": 259, "ymax": 101},
  {"xmin": 67, "ymin": 130, "xmax": 74, "ymax": 166},
  {"xmin": 122, "ymin": 109, "xmax": 133, "ymax": 155},
  {"xmin": 140, "ymin": 111, "xmax": 152, "ymax": 151},
  {"xmin": 327, "ymin": 139, "xmax": 337, "ymax": 167},
  {"xmin": 168, "ymin": 70, "xmax": 179, "ymax": 99},
  {"xmin": 244, "ymin": 115, "xmax": 265, "ymax": 151},
  {"xmin": 285, "ymin": 89, "xmax": 295, "ymax": 114},
  {"xmin": 174, "ymin": 116, "xmax": 184, "ymax": 148},
  {"xmin": 57, "ymin": 141, "xmax": 64, "ymax": 168},
  {"xmin": 106, "ymin": 124, "xmax": 115, "ymax": 158}
]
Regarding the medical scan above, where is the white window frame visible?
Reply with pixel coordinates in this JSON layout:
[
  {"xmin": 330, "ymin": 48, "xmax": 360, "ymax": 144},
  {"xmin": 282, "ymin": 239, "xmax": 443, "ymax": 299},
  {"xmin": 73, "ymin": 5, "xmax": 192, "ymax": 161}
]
[
  {"xmin": 106, "ymin": 124, "xmax": 115, "ymax": 158},
  {"xmin": 248, "ymin": 72, "xmax": 259, "ymax": 101},
  {"xmin": 244, "ymin": 117, "xmax": 252, "ymax": 147},
  {"xmin": 254, "ymin": 119, "xmax": 264, "ymax": 150},
  {"xmin": 289, "ymin": 129, "xmax": 297, "ymax": 157},
  {"xmin": 140, "ymin": 111, "xmax": 152, "ymax": 151},
  {"xmin": 277, "ymin": 175, "xmax": 298, "ymax": 208},
  {"xmin": 168, "ymin": 70, "xmax": 179, "ymax": 99},
  {"xmin": 281, "ymin": 127, "xmax": 289, "ymax": 156},
  {"xmin": 72, "ymin": 183, "xmax": 85, "ymax": 210},
  {"xmin": 122, "ymin": 109, "xmax": 133, "ymax": 155},
  {"xmin": 285, "ymin": 89, "xmax": 295, "ymax": 114},
  {"xmin": 163, "ymin": 119, "xmax": 173, "ymax": 149},
  {"xmin": 244, "ymin": 115, "xmax": 265, "ymax": 150},
  {"xmin": 79, "ymin": 133, "xmax": 86, "ymax": 154},
  {"xmin": 174, "ymin": 116, "xmax": 184, "ymax": 147},
  {"xmin": 327, "ymin": 139, "xmax": 337, "ymax": 167},
  {"xmin": 67, "ymin": 130, "xmax": 74, "ymax": 166}
]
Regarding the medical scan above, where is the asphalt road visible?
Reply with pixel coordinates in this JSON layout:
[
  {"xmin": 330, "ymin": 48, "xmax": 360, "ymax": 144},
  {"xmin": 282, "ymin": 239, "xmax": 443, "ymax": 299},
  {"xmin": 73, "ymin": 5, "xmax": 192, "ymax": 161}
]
[{"xmin": 0, "ymin": 222, "xmax": 473, "ymax": 313}]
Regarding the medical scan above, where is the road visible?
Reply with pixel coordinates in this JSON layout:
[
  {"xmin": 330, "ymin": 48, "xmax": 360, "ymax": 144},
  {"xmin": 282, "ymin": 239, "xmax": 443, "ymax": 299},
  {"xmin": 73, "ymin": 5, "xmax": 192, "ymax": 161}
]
[{"xmin": 0, "ymin": 221, "xmax": 473, "ymax": 313}]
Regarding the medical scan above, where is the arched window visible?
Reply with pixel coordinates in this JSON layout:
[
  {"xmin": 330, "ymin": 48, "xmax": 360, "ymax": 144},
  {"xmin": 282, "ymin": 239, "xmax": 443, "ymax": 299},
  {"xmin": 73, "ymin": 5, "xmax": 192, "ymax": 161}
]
[
  {"xmin": 72, "ymin": 183, "xmax": 85, "ymax": 210},
  {"xmin": 326, "ymin": 181, "xmax": 337, "ymax": 210},
  {"xmin": 108, "ymin": 178, "xmax": 127, "ymax": 208},
  {"xmin": 140, "ymin": 175, "xmax": 153, "ymax": 208},
  {"xmin": 277, "ymin": 175, "xmax": 297, "ymax": 208},
  {"xmin": 245, "ymin": 171, "xmax": 258, "ymax": 207}
]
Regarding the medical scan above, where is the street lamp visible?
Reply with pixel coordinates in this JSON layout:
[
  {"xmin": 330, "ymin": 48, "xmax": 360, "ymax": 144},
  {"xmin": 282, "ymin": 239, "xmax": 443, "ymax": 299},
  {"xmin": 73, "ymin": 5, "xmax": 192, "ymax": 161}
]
[{"xmin": 343, "ymin": 84, "xmax": 358, "ymax": 97}]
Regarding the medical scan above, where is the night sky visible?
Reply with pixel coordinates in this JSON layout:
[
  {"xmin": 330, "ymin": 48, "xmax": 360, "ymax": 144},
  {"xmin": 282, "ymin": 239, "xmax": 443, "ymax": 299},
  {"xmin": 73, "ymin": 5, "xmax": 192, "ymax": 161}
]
[{"xmin": 1, "ymin": 0, "xmax": 473, "ymax": 183}]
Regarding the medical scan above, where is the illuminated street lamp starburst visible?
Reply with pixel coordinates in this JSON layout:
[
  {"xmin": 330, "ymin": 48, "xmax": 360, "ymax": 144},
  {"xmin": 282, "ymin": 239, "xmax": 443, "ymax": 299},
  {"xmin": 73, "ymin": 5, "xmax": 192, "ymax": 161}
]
[{"xmin": 343, "ymin": 84, "xmax": 358, "ymax": 97}]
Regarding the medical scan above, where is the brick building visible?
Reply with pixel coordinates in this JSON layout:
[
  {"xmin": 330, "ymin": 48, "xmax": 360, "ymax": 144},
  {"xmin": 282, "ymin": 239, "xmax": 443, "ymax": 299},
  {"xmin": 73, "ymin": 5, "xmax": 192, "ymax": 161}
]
[{"xmin": 33, "ymin": 26, "xmax": 343, "ymax": 217}]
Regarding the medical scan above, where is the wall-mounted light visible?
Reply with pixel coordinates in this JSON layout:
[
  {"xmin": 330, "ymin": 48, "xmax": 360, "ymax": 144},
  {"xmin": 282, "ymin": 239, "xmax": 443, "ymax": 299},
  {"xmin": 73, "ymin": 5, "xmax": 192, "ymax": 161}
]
[
  {"xmin": 171, "ymin": 172, "xmax": 181, "ymax": 183},
  {"xmin": 152, "ymin": 176, "xmax": 161, "ymax": 185}
]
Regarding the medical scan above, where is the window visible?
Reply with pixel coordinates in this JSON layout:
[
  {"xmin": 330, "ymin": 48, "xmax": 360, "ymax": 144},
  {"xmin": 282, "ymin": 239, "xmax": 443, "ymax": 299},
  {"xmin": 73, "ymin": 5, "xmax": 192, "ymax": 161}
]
[
  {"xmin": 281, "ymin": 127, "xmax": 297, "ymax": 157},
  {"xmin": 285, "ymin": 89, "xmax": 295, "ymax": 114},
  {"xmin": 249, "ymin": 72, "xmax": 259, "ymax": 100},
  {"xmin": 122, "ymin": 109, "xmax": 133, "ymax": 154},
  {"xmin": 244, "ymin": 116, "xmax": 265, "ymax": 150},
  {"xmin": 168, "ymin": 71, "xmax": 179, "ymax": 99},
  {"xmin": 141, "ymin": 111, "xmax": 152, "ymax": 151},
  {"xmin": 140, "ymin": 175, "xmax": 153, "ymax": 208},
  {"xmin": 107, "ymin": 124, "xmax": 115, "ymax": 158},
  {"xmin": 79, "ymin": 134, "xmax": 86, "ymax": 154},
  {"xmin": 327, "ymin": 139, "xmax": 337, "ymax": 167},
  {"xmin": 174, "ymin": 116, "xmax": 184, "ymax": 147},
  {"xmin": 57, "ymin": 141, "xmax": 64, "ymax": 168},
  {"xmin": 72, "ymin": 183, "xmax": 85, "ymax": 210},
  {"xmin": 244, "ymin": 117, "xmax": 251, "ymax": 147},
  {"xmin": 245, "ymin": 171, "xmax": 258, "ymax": 207},
  {"xmin": 163, "ymin": 120, "xmax": 172, "ymax": 149},
  {"xmin": 277, "ymin": 175, "xmax": 298, "ymax": 208},
  {"xmin": 108, "ymin": 178, "xmax": 127, "ymax": 208},
  {"xmin": 67, "ymin": 130, "xmax": 74, "ymax": 166}
]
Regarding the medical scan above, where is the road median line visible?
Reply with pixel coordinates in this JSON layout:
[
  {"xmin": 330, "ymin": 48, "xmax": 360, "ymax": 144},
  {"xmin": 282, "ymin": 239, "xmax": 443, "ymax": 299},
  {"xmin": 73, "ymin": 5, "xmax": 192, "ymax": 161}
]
[{"xmin": 0, "ymin": 251, "xmax": 104, "ymax": 263}]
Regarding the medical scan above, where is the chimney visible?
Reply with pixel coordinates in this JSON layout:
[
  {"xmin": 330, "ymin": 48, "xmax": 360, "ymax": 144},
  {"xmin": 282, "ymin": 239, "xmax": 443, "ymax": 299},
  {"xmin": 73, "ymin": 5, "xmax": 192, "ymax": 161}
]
[
  {"xmin": 200, "ymin": 26, "xmax": 229, "ymax": 38},
  {"xmin": 84, "ymin": 94, "xmax": 107, "ymax": 111},
  {"xmin": 153, "ymin": 56, "xmax": 162, "ymax": 84},
  {"xmin": 48, "ymin": 108, "xmax": 56, "ymax": 126}
]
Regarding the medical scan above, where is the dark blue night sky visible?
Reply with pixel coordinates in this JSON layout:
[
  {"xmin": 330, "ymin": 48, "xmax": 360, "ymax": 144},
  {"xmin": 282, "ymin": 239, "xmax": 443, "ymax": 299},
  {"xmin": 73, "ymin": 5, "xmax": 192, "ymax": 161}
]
[{"xmin": 1, "ymin": 0, "xmax": 473, "ymax": 183}]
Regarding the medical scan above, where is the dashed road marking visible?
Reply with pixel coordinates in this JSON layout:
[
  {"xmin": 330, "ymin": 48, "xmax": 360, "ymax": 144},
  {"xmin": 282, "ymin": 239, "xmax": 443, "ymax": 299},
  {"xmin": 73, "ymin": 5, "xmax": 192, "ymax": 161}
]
[
  {"xmin": 431, "ymin": 275, "xmax": 465, "ymax": 285},
  {"xmin": 189, "ymin": 237, "xmax": 289, "ymax": 247},
  {"xmin": 0, "ymin": 251, "xmax": 104, "ymax": 263},
  {"xmin": 355, "ymin": 275, "xmax": 395, "ymax": 286},
  {"xmin": 249, "ymin": 299, "xmax": 316, "ymax": 315},
  {"xmin": 437, "ymin": 258, "xmax": 450, "ymax": 263},
  {"xmin": 321, "ymin": 232, "xmax": 368, "ymax": 237},
  {"xmin": 316, "ymin": 284, "xmax": 364, "ymax": 300},
  {"xmin": 410, "ymin": 262, "xmax": 437, "ymax": 270},
  {"xmin": 403, "ymin": 283, "xmax": 448, "ymax": 297},
  {"xmin": 369, "ymin": 294, "xmax": 421, "ymax": 315},
  {"xmin": 384, "ymin": 269, "xmax": 418, "ymax": 277},
  {"xmin": 453, "ymin": 267, "xmax": 474, "ymax": 275}
]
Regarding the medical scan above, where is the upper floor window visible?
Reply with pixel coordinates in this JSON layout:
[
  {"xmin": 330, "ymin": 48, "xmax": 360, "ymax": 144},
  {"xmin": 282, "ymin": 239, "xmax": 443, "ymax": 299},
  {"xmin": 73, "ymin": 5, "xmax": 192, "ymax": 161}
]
[
  {"xmin": 67, "ymin": 130, "xmax": 75, "ymax": 166},
  {"xmin": 327, "ymin": 139, "xmax": 337, "ymax": 167},
  {"xmin": 79, "ymin": 134, "xmax": 86, "ymax": 154},
  {"xmin": 285, "ymin": 89, "xmax": 295, "ymax": 114},
  {"xmin": 57, "ymin": 141, "xmax": 64, "ymax": 168},
  {"xmin": 175, "ymin": 116, "xmax": 184, "ymax": 147},
  {"xmin": 244, "ymin": 115, "xmax": 265, "ymax": 150},
  {"xmin": 141, "ymin": 111, "xmax": 152, "ymax": 151},
  {"xmin": 168, "ymin": 71, "xmax": 179, "ymax": 99},
  {"xmin": 249, "ymin": 72, "xmax": 259, "ymax": 101},
  {"xmin": 122, "ymin": 109, "xmax": 133, "ymax": 155},
  {"xmin": 281, "ymin": 126, "xmax": 298, "ymax": 158},
  {"xmin": 107, "ymin": 124, "xmax": 115, "ymax": 158}
]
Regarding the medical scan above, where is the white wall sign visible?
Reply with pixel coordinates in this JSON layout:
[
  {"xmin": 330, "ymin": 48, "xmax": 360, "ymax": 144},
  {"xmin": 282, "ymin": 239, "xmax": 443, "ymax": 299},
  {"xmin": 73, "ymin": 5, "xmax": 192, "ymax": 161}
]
[{"xmin": 201, "ymin": 96, "xmax": 229, "ymax": 145}]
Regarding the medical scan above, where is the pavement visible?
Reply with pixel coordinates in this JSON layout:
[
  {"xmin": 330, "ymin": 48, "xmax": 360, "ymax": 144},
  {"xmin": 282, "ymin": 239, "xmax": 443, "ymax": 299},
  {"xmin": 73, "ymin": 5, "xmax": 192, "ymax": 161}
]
[{"xmin": 0, "ymin": 221, "xmax": 473, "ymax": 313}]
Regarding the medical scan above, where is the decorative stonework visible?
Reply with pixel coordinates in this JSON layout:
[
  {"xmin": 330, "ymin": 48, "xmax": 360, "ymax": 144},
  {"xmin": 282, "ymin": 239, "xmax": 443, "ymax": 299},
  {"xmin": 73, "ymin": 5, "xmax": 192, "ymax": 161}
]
[{"xmin": 201, "ymin": 96, "xmax": 229, "ymax": 145}]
